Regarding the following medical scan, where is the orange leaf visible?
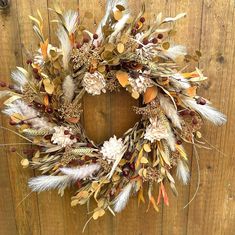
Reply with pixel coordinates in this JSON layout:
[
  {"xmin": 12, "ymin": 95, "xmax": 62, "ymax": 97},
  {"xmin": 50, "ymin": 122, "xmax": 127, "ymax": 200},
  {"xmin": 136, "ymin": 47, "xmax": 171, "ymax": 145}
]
[
  {"xmin": 138, "ymin": 187, "xmax": 145, "ymax": 206},
  {"xmin": 157, "ymin": 184, "xmax": 162, "ymax": 205},
  {"xmin": 40, "ymin": 39, "xmax": 48, "ymax": 60},
  {"xmin": 69, "ymin": 33, "xmax": 75, "ymax": 46},
  {"xmin": 144, "ymin": 86, "xmax": 158, "ymax": 103},
  {"xmin": 185, "ymin": 86, "xmax": 197, "ymax": 97},
  {"xmin": 116, "ymin": 71, "xmax": 129, "ymax": 87},
  {"xmin": 66, "ymin": 117, "xmax": 80, "ymax": 124},
  {"xmin": 150, "ymin": 196, "xmax": 159, "ymax": 212},
  {"xmin": 44, "ymin": 95, "xmax": 49, "ymax": 107},
  {"xmin": 159, "ymin": 182, "xmax": 169, "ymax": 206}
]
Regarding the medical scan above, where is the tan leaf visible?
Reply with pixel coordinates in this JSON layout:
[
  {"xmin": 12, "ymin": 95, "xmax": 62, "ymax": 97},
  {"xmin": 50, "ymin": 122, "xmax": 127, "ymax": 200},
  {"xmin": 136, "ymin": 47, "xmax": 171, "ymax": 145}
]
[
  {"xmin": 21, "ymin": 159, "xmax": 29, "ymax": 168},
  {"xmin": 162, "ymin": 42, "xmax": 170, "ymax": 50},
  {"xmin": 112, "ymin": 174, "xmax": 120, "ymax": 182},
  {"xmin": 97, "ymin": 199, "xmax": 105, "ymax": 208},
  {"xmin": 105, "ymin": 43, "xmax": 115, "ymax": 52},
  {"xmin": 43, "ymin": 78, "xmax": 55, "ymax": 94},
  {"xmin": 117, "ymin": 43, "xmax": 125, "ymax": 53},
  {"xmin": 98, "ymin": 65, "xmax": 106, "ymax": 73},
  {"xmin": 131, "ymin": 90, "xmax": 140, "ymax": 99},
  {"xmin": 91, "ymin": 181, "xmax": 99, "ymax": 190},
  {"xmin": 144, "ymin": 86, "xmax": 158, "ymax": 103},
  {"xmin": 113, "ymin": 10, "xmax": 123, "ymax": 21},
  {"xmin": 196, "ymin": 131, "xmax": 202, "ymax": 139},
  {"xmin": 116, "ymin": 71, "xmax": 129, "ymax": 87},
  {"xmin": 143, "ymin": 143, "xmax": 151, "ymax": 152},
  {"xmin": 93, "ymin": 208, "xmax": 105, "ymax": 220},
  {"xmin": 140, "ymin": 157, "xmax": 148, "ymax": 164},
  {"xmin": 71, "ymin": 199, "xmax": 79, "ymax": 207}
]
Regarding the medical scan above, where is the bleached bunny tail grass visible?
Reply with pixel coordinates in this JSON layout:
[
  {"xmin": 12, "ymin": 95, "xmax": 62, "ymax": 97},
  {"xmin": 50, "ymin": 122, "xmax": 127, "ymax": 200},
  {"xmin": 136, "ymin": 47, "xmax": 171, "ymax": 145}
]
[
  {"xmin": 60, "ymin": 164, "xmax": 101, "ymax": 180},
  {"xmin": 159, "ymin": 94, "xmax": 182, "ymax": 129},
  {"xmin": 109, "ymin": 13, "xmax": 130, "ymax": 43},
  {"xmin": 11, "ymin": 67, "xmax": 28, "ymax": 89},
  {"xmin": 62, "ymin": 75, "xmax": 75, "ymax": 103},
  {"xmin": 57, "ymin": 27, "xmax": 71, "ymax": 70},
  {"xmin": 169, "ymin": 73, "xmax": 191, "ymax": 90},
  {"xmin": 182, "ymin": 97, "xmax": 227, "ymax": 126},
  {"xmin": 166, "ymin": 130, "xmax": 176, "ymax": 151},
  {"xmin": 3, "ymin": 100, "xmax": 53, "ymax": 129},
  {"xmin": 96, "ymin": 0, "xmax": 128, "ymax": 40},
  {"xmin": 177, "ymin": 159, "xmax": 190, "ymax": 185},
  {"xmin": 28, "ymin": 175, "xmax": 71, "ymax": 192},
  {"xmin": 29, "ymin": 164, "xmax": 100, "ymax": 192},
  {"xmin": 63, "ymin": 10, "xmax": 79, "ymax": 33},
  {"xmin": 163, "ymin": 45, "xmax": 187, "ymax": 61},
  {"xmin": 113, "ymin": 182, "xmax": 133, "ymax": 213}
]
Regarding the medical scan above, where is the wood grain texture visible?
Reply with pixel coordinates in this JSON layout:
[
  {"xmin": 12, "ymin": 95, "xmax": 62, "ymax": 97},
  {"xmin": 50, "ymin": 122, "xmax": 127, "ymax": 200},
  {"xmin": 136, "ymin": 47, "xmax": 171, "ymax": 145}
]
[{"xmin": 0, "ymin": 0, "xmax": 234, "ymax": 234}]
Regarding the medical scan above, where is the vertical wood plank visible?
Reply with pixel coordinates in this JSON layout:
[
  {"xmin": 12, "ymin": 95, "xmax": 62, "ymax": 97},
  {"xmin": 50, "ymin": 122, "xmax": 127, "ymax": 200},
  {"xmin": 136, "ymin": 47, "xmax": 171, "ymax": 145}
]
[
  {"xmin": 0, "ymin": 3, "xmax": 19, "ymax": 234},
  {"xmin": 187, "ymin": 0, "xmax": 235, "ymax": 234},
  {"xmin": 78, "ymin": 1, "xmax": 113, "ymax": 234},
  {"xmin": 0, "ymin": 0, "xmax": 46, "ymax": 234},
  {"xmin": 161, "ymin": 1, "xmax": 204, "ymax": 235},
  {"xmin": 34, "ymin": 1, "xmax": 78, "ymax": 235}
]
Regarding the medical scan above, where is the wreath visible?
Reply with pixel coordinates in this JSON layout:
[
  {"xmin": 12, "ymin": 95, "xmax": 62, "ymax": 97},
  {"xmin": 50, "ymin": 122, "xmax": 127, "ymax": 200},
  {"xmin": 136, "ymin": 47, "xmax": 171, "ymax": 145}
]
[{"xmin": 0, "ymin": 1, "xmax": 226, "ymax": 227}]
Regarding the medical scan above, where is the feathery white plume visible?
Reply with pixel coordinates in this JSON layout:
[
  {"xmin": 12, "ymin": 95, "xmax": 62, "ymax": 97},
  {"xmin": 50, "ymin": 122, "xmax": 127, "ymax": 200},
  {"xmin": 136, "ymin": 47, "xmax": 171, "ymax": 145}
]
[
  {"xmin": 169, "ymin": 73, "xmax": 191, "ymax": 90},
  {"xmin": 113, "ymin": 182, "xmax": 133, "ymax": 213},
  {"xmin": 63, "ymin": 10, "xmax": 79, "ymax": 33},
  {"xmin": 166, "ymin": 130, "xmax": 176, "ymax": 151},
  {"xmin": 159, "ymin": 94, "xmax": 182, "ymax": 129},
  {"xmin": 177, "ymin": 159, "xmax": 190, "ymax": 184},
  {"xmin": 96, "ymin": 0, "xmax": 128, "ymax": 40},
  {"xmin": 3, "ymin": 100, "xmax": 53, "ymax": 129},
  {"xmin": 29, "ymin": 164, "xmax": 100, "ymax": 192},
  {"xmin": 62, "ymin": 75, "xmax": 75, "ymax": 103},
  {"xmin": 11, "ymin": 67, "xmax": 28, "ymax": 90},
  {"xmin": 28, "ymin": 175, "xmax": 71, "ymax": 192},
  {"xmin": 109, "ymin": 13, "xmax": 130, "ymax": 43},
  {"xmin": 57, "ymin": 27, "xmax": 71, "ymax": 70},
  {"xmin": 182, "ymin": 97, "xmax": 227, "ymax": 126},
  {"xmin": 163, "ymin": 45, "xmax": 187, "ymax": 61},
  {"xmin": 60, "ymin": 163, "xmax": 100, "ymax": 179}
]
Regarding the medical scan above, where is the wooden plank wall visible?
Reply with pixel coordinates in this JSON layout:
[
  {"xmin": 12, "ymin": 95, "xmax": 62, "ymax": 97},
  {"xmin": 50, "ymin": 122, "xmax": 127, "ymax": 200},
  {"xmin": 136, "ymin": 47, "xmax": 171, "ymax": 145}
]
[{"xmin": 0, "ymin": 0, "xmax": 234, "ymax": 234}]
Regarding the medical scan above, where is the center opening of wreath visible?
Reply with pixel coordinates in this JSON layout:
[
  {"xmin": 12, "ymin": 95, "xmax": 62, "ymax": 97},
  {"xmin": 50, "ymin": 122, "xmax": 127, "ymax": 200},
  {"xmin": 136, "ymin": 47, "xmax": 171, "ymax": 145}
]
[{"xmin": 82, "ymin": 91, "xmax": 141, "ymax": 144}]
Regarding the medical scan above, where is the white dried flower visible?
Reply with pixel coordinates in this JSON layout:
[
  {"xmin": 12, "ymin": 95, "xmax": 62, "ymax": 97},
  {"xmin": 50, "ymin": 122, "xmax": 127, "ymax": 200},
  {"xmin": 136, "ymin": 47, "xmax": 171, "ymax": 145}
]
[
  {"xmin": 144, "ymin": 117, "xmax": 169, "ymax": 143},
  {"xmin": 82, "ymin": 71, "xmax": 106, "ymax": 95},
  {"xmin": 51, "ymin": 126, "xmax": 77, "ymax": 147},
  {"xmin": 128, "ymin": 71, "xmax": 152, "ymax": 94},
  {"xmin": 100, "ymin": 135, "xmax": 125, "ymax": 163}
]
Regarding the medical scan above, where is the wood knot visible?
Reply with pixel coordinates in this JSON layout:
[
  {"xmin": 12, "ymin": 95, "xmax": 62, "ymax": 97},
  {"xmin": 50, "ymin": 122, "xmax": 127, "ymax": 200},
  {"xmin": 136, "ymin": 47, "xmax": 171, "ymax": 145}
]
[
  {"xmin": 0, "ymin": 0, "xmax": 10, "ymax": 10},
  {"xmin": 216, "ymin": 54, "xmax": 225, "ymax": 64}
]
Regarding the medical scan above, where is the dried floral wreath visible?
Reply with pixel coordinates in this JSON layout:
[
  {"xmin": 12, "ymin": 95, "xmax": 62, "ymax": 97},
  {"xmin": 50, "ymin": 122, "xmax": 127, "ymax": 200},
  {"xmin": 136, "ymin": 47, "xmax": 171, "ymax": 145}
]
[{"xmin": 0, "ymin": 0, "xmax": 226, "ymax": 226}]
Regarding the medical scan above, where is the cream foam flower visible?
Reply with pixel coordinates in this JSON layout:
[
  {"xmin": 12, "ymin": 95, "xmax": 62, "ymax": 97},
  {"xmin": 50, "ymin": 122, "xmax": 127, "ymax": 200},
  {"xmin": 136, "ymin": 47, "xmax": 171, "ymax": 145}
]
[
  {"xmin": 51, "ymin": 126, "xmax": 77, "ymax": 147},
  {"xmin": 144, "ymin": 117, "xmax": 169, "ymax": 143},
  {"xmin": 82, "ymin": 71, "xmax": 106, "ymax": 95},
  {"xmin": 128, "ymin": 71, "xmax": 152, "ymax": 94},
  {"xmin": 100, "ymin": 135, "xmax": 125, "ymax": 163}
]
